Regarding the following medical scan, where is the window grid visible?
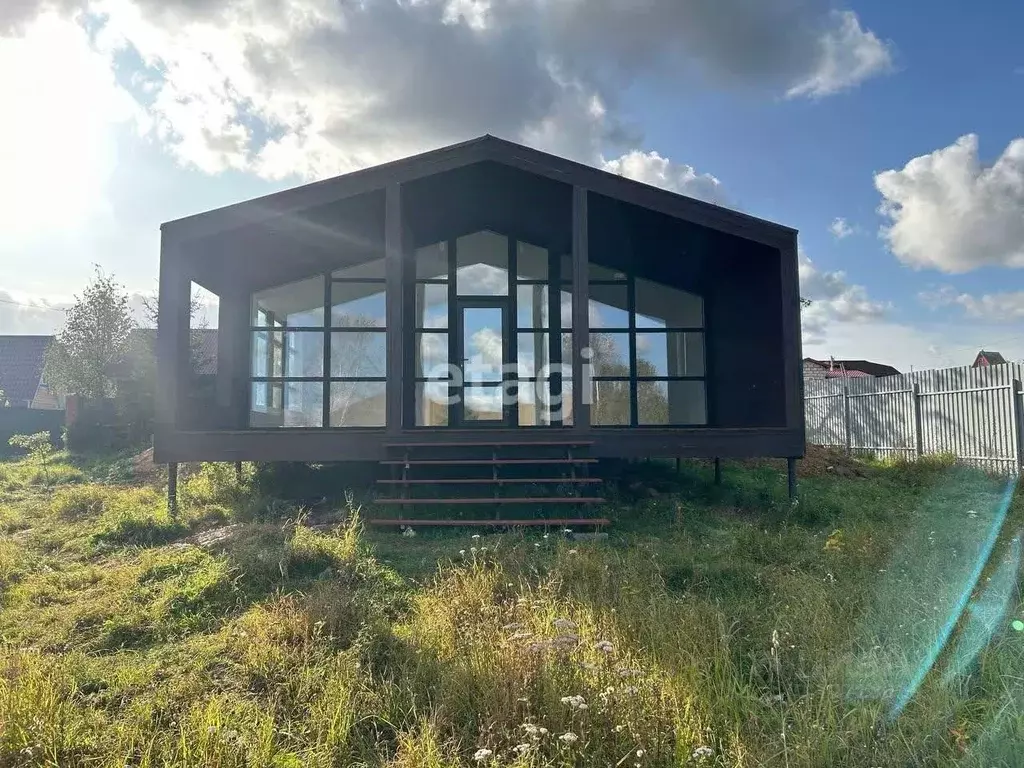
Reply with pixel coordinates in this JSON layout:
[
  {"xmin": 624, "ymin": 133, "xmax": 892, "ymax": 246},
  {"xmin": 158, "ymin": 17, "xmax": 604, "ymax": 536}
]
[
  {"xmin": 588, "ymin": 271, "xmax": 706, "ymax": 428},
  {"xmin": 249, "ymin": 269, "xmax": 388, "ymax": 429}
]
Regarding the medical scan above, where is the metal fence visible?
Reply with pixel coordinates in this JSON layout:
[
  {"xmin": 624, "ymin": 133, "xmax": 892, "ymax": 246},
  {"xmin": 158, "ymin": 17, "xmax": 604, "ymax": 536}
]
[{"xmin": 804, "ymin": 363, "xmax": 1024, "ymax": 474}]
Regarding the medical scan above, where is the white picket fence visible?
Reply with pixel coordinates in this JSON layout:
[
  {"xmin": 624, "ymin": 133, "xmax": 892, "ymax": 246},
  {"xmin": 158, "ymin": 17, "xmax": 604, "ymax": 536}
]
[{"xmin": 804, "ymin": 363, "xmax": 1024, "ymax": 474}]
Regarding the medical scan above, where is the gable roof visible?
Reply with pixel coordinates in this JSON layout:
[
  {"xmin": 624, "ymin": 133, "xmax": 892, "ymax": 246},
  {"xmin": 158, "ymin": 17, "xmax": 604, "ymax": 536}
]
[
  {"xmin": 0, "ymin": 335, "xmax": 51, "ymax": 406},
  {"xmin": 804, "ymin": 358, "xmax": 901, "ymax": 378},
  {"xmin": 973, "ymin": 349, "xmax": 1007, "ymax": 366},
  {"xmin": 161, "ymin": 134, "xmax": 796, "ymax": 250}
]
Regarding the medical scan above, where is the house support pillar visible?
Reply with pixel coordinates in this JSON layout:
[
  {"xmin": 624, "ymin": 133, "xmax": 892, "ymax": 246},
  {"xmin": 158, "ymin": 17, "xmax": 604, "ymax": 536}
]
[
  {"xmin": 385, "ymin": 182, "xmax": 404, "ymax": 434},
  {"xmin": 571, "ymin": 185, "xmax": 590, "ymax": 429},
  {"xmin": 168, "ymin": 462, "xmax": 178, "ymax": 516},
  {"xmin": 787, "ymin": 457, "xmax": 797, "ymax": 501}
]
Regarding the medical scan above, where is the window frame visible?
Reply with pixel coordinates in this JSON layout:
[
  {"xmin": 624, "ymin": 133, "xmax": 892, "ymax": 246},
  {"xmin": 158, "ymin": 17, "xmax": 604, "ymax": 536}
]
[{"xmin": 248, "ymin": 265, "xmax": 389, "ymax": 429}]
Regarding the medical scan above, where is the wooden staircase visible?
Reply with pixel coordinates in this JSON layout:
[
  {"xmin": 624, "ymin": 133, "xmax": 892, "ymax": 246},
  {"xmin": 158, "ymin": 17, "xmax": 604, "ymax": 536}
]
[{"xmin": 368, "ymin": 440, "xmax": 608, "ymax": 529}]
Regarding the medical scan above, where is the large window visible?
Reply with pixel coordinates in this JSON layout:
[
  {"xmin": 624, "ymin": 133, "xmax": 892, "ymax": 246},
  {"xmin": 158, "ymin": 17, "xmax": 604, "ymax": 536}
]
[
  {"xmin": 249, "ymin": 261, "xmax": 387, "ymax": 428},
  {"xmin": 589, "ymin": 270, "xmax": 706, "ymax": 426}
]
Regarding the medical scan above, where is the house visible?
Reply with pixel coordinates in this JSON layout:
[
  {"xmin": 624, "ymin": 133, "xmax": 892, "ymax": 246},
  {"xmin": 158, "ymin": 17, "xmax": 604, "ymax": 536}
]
[
  {"xmin": 155, "ymin": 135, "xmax": 804, "ymax": 500},
  {"xmin": 803, "ymin": 358, "xmax": 900, "ymax": 382},
  {"xmin": 972, "ymin": 350, "xmax": 1007, "ymax": 368},
  {"xmin": 0, "ymin": 335, "xmax": 61, "ymax": 409}
]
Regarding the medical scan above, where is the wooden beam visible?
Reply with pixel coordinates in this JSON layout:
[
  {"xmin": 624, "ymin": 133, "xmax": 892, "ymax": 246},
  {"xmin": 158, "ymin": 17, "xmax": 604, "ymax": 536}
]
[
  {"xmin": 155, "ymin": 235, "xmax": 191, "ymax": 440},
  {"xmin": 385, "ymin": 183, "xmax": 404, "ymax": 433},
  {"xmin": 779, "ymin": 232, "xmax": 804, "ymax": 447},
  {"xmin": 571, "ymin": 185, "xmax": 591, "ymax": 429}
]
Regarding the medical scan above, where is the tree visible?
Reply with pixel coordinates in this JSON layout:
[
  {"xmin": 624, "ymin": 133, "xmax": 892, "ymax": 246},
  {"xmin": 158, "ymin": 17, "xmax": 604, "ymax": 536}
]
[
  {"xmin": 8, "ymin": 432, "xmax": 56, "ymax": 482},
  {"xmin": 43, "ymin": 267, "xmax": 136, "ymax": 400}
]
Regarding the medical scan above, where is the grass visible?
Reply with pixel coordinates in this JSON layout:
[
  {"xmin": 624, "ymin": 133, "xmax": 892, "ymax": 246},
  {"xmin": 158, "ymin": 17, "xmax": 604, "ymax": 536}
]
[{"xmin": 0, "ymin": 450, "xmax": 1023, "ymax": 766}]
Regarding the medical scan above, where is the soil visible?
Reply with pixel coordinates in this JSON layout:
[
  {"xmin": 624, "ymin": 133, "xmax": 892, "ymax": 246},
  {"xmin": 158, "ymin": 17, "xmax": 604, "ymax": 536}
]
[{"xmin": 733, "ymin": 444, "xmax": 869, "ymax": 479}]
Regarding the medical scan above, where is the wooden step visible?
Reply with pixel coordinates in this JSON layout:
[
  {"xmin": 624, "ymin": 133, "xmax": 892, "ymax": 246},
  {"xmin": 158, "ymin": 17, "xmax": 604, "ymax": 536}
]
[
  {"xmin": 373, "ymin": 497, "xmax": 604, "ymax": 505},
  {"xmin": 376, "ymin": 477, "xmax": 601, "ymax": 485},
  {"xmin": 384, "ymin": 440, "xmax": 594, "ymax": 449},
  {"xmin": 367, "ymin": 517, "xmax": 610, "ymax": 527},
  {"xmin": 380, "ymin": 458, "xmax": 597, "ymax": 466}
]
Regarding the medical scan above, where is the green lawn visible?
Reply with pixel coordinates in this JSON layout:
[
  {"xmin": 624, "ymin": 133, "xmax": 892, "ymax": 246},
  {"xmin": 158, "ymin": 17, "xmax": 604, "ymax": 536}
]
[{"xmin": 1, "ymin": 450, "xmax": 1023, "ymax": 766}]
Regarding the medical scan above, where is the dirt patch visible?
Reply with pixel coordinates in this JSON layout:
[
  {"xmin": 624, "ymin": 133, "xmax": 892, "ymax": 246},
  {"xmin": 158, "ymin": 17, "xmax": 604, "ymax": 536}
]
[
  {"xmin": 732, "ymin": 444, "xmax": 869, "ymax": 479},
  {"xmin": 131, "ymin": 448, "xmax": 163, "ymax": 486}
]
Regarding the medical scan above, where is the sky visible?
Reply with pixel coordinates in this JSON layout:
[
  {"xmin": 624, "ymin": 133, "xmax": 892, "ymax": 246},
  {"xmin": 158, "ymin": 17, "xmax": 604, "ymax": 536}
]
[{"xmin": 0, "ymin": 0, "xmax": 1022, "ymax": 372}]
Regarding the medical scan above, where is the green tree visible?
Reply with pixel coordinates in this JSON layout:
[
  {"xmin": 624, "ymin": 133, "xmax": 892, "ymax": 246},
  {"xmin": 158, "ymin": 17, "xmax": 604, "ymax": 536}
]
[{"xmin": 43, "ymin": 267, "xmax": 136, "ymax": 400}]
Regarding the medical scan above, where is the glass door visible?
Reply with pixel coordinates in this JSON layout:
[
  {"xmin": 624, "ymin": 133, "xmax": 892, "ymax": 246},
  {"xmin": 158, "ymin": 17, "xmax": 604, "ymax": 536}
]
[{"xmin": 455, "ymin": 300, "xmax": 510, "ymax": 426}]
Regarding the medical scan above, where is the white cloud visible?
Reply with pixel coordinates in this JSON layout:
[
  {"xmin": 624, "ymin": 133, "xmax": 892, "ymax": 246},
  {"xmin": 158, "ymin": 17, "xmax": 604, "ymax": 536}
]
[
  {"xmin": 786, "ymin": 11, "xmax": 893, "ymax": 98},
  {"xmin": 829, "ymin": 217, "xmax": 855, "ymax": 239},
  {"xmin": 601, "ymin": 151, "xmax": 725, "ymax": 204},
  {"xmin": 0, "ymin": 0, "xmax": 895, "ymax": 184},
  {"xmin": 799, "ymin": 252, "xmax": 887, "ymax": 345},
  {"xmin": 0, "ymin": 290, "xmax": 70, "ymax": 334},
  {"xmin": 875, "ymin": 134, "xmax": 1024, "ymax": 273},
  {"xmin": 919, "ymin": 286, "xmax": 1024, "ymax": 323}
]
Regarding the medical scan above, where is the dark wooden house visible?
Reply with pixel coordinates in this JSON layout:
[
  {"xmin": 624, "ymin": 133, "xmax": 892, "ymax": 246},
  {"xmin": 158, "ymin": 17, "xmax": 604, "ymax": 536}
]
[{"xmin": 156, "ymin": 136, "xmax": 804, "ymax": 512}]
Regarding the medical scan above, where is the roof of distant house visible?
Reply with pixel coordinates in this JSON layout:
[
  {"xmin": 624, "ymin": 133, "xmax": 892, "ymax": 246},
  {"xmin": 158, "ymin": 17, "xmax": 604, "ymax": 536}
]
[
  {"xmin": 973, "ymin": 349, "xmax": 1007, "ymax": 366},
  {"xmin": 0, "ymin": 335, "xmax": 52, "ymax": 406},
  {"xmin": 804, "ymin": 358, "xmax": 901, "ymax": 378}
]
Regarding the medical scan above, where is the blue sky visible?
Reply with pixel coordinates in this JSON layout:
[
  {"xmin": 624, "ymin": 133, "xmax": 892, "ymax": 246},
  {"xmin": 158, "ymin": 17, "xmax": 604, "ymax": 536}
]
[{"xmin": 0, "ymin": 0, "xmax": 1022, "ymax": 371}]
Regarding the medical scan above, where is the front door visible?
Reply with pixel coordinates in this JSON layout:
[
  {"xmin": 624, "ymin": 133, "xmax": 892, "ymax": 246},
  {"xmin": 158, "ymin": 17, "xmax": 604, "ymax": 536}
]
[{"xmin": 455, "ymin": 300, "xmax": 511, "ymax": 426}]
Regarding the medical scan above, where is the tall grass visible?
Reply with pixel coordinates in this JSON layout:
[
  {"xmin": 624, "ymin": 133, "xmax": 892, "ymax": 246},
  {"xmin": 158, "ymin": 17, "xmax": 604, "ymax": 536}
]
[{"xmin": 0, "ymin": 451, "xmax": 1022, "ymax": 766}]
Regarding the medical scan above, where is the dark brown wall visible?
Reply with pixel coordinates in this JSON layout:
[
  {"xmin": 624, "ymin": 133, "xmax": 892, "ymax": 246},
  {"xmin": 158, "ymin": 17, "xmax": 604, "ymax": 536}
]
[{"xmin": 706, "ymin": 240, "xmax": 786, "ymax": 428}]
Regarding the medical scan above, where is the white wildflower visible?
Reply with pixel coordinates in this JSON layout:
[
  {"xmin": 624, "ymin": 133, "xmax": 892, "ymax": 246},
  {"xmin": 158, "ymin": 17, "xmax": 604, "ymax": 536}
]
[
  {"xmin": 568, "ymin": 549, "xmax": 579, "ymax": 555},
  {"xmin": 692, "ymin": 745, "xmax": 714, "ymax": 759},
  {"xmin": 595, "ymin": 639, "xmax": 614, "ymax": 653},
  {"xmin": 617, "ymin": 668, "xmax": 642, "ymax": 678},
  {"xmin": 473, "ymin": 747, "xmax": 493, "ymax": 761},
  {"xmin": 558, "ymin": 732, "xmax": 578, "ymax": 744},
  {"xmin": 553, "ymin": 633, "xmax": 580, "ymax": 647},
  {"xmin": 401, "ymin": 526, "xmax": 417, "ymax": 537},
  {"xmin": 472, "ymin": 534, "xmax": 481, "ymax": 541},
  {"xmin": 636, "ymin": 748, "xmax": 645, "ymax": 757},
  {"xmin": 614, "ymin": 724, "xmax": 625, "ymax": 733},
  {"xmin": 623, "ymin": 685, "xmax": 638, "ymax": 695},
  {"xmin": 471, "ymin": 547, "xmax": 478, "ymax": 554},
  {"xmin": 460, "ymin": 550, "xmax": 467, "ymax": 556},
  {"xmin": 560, "ymin": 695, "xmax": 587, "ymax": 709},
  {"xmin": 503, "ymin": 622, "xmax": 525, "ymax": 631},
  {"xmin": 513, "ymin": 743, "xmax": 532, "ymax": 754},
  {"xmin": 553, "ymin": 618, "xmax": 577, "ymax": 631},
  {"xmin": 510, "ymin": 632, "xmax": 533, "ymax": 641}
]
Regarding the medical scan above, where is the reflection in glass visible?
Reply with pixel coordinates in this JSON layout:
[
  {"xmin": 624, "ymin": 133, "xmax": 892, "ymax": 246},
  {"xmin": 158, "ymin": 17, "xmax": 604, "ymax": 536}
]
[
  {"xmin": 330, "ymin": 332, "xmax": 386, "ymax": 378},
  {"xmin": 588, "ymin": 283, "xmax": 629, "ymax": 328},
  {"xmin": 589, "ymin": 332, "xmax": 630, "ymax": 376},
  {"xmin": 416, "ymin": 332, "xmax": 449, "ymax": 378},
  {"xmin": 517, "ymin": 241, "xmax": 549, "ymax": 281},
  {"xmin": 462, "ymin": 307, "xmax": 504, "ymax": 383},
  {"xmin": 416, "ymin": 242, "xmax": 449, "ymax": 280},
  {"xmin": 416, "ymin": 382, "xmax": 450, "ymax": 426},
  {"xmin": 249, "ymin": 381, "xmax": 323, "ymax": 427},
  {"xmin": 252, "ymin": 276, "xmax": 324, "ymax": 326},
  {"xmin": 637, "ymin": 380, "xmax": 707, "ymax": 425},
  {"xmin": 330, "ymin": 381, "xmax": 386, "ymax": 426},
  {"xmin": 416, "ymin": 283, "xmax": 449, "ymax": 328},
  {"xmin": 331, "ymin": 283, "xmax": 386, "ymax": 327},
  {"xmin": 463, "ymin": 385, "xmax": 504, "ymax": 421},
  {"xmin": 591, "ymin": 380, "xmax": 631, "ymax": 426},
  {"xmin": 456, "ymin": 231, "xmax": 508, "ymax": 295},
  {"xmin": 517, "ymin": 332, "xmax": 549, "ymax": 378},
  {"xmin": 635, "ymin": 278, "xmax": 703, "ymax": 328},
  {"xmin": 635, "ymin": 332, "xmax": 704, "ymax": 377}
]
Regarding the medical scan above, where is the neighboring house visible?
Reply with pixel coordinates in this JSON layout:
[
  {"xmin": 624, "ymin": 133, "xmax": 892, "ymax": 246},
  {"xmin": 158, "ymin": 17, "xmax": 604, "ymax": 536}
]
[
  {"xmin": 0, "ymin": 335, "xmax": 61, "ymax": 409},
  {"xmin": 0, "ymin": 331, "xmax": 218, "ymax": 409},
  {"xmin": 155, "ymin": 134, "xmax": 804, "ymax": 468},
  {"xmin": 972, "ymin": 350, "xmax": 1007, "ymax": 368},
  {"xmin": 803, "ymin": 358, "xmax": 900, "ymax": 382}
]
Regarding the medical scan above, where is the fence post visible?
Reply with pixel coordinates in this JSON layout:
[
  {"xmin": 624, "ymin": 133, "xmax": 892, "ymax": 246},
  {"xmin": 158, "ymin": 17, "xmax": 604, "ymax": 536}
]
[
  {"xmin": 843, "ymin": 384, "xmax": 852, "ymax": 455},
  {"xmin": 911, "ymin": 383, "xmax": 922, "ymax": 457},
  {"xmin": 1012, "ymin": 379, "xmax": 1022, "ymax": 474}
]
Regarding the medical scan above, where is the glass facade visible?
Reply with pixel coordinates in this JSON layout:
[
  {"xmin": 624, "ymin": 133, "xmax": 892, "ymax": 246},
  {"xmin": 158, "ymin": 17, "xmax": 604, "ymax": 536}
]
[
  {"xmin": 589, "ymin": 267, "xmax": 706, "ymax": 426},
  {"xmin": 247, "ymin": 234, "xmax": 705, "ymax": 430},
  {"xmin": 249, "ymin": 260, "xmax": 387, "ymax": 427}
]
